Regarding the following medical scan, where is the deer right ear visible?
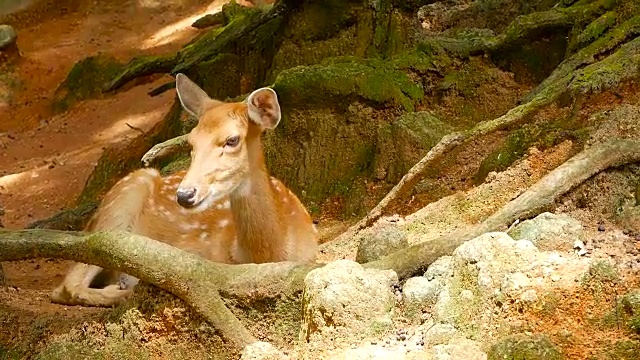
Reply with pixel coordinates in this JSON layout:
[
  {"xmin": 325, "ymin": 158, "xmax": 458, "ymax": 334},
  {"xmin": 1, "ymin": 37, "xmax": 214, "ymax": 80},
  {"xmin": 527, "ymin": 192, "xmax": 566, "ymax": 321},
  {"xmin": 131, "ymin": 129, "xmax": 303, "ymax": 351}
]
[{"xmin": 175, "ymin": 73, "xmax": 216, "ymax": 119}]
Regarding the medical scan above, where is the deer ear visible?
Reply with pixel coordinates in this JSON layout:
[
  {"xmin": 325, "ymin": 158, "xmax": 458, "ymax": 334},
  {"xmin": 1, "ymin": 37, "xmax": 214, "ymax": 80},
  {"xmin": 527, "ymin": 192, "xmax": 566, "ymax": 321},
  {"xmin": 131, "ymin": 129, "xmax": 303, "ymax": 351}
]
[
  {"xmin": 175, "ymin": 73, "xmax": 216, "ymax": 119},
  {"xmin": 246, "ymin": 87, "xmax": 281, "ymax": 130}
]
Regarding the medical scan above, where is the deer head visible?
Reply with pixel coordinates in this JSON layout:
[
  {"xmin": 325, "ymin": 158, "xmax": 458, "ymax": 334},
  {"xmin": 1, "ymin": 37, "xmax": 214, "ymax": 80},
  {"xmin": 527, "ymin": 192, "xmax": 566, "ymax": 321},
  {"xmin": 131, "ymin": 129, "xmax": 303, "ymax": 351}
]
[{"xmin": 174, "ymin": 73, "xmax": 282, "ymax": 211}]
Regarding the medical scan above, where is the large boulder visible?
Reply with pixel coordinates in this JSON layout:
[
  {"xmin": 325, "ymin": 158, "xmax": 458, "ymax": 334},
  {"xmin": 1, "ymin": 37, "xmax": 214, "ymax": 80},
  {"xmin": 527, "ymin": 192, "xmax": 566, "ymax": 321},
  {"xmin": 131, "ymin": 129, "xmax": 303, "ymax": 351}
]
[
  {"xmin": 508, "ymin": 212, "xmax": 585, "ymax": 252},
  {"xmin": 300, "ymin": 260, "xmax": 398, "ymax": 344}
]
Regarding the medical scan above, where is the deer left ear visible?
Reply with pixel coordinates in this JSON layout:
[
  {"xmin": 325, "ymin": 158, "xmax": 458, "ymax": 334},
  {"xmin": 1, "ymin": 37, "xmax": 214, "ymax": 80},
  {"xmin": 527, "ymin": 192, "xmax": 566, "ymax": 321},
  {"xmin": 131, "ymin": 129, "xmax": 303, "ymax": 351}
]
[{"xmin": 246, "ymin": 87, "xmax": 281, "ymax": 130}]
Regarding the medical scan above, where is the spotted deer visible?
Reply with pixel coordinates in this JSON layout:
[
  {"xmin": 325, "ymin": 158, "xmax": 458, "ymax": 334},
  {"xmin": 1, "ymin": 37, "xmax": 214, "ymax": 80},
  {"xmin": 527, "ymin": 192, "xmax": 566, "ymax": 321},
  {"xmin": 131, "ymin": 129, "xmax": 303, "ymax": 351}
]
[{"xmin": 50, "ymin": 73, "xmax": 318, "ymax": 307}]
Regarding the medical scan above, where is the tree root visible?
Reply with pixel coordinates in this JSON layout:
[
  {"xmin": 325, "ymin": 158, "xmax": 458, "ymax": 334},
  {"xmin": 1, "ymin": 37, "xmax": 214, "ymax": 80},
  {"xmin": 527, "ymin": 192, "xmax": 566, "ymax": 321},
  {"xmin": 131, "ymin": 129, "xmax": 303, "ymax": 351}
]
[
  {"xmin": 365, "ymin": 139, "xmax": 640, "ymax": 278},
  {"xmin": 104, "ymin": 54, "xmax": 178, "ymax": 93},
  {"xmin": 192, "ymin": 12, "xmax": 226, "ymax": 29},
  {"xmin": 1, "ymin": 141, "xmax": 639, "ymax": 339},
  {"xmin": 331, "ymin": 14, "xmax": 640, "ymax": 249},
  {"xmin": 429, "ymin": 0, "xmax": 617, "ymax": 57},
  {"xmin": 522, "ymin": 14, "xmax": 640, "ymax": 102},
  {"xmin": 25, "ymin": 202, "xmax": 98, "ymax": 231},
  {"xmin": 0, "ymin": 229, "xmax": 267, "ymax": 350},
  {"xmin": 141, "ymin": 134, "xmax": 189, "ymax": 167},
  {"xmin": 104, "ymin": 0, "xmax": 299, "ymax": 93}
]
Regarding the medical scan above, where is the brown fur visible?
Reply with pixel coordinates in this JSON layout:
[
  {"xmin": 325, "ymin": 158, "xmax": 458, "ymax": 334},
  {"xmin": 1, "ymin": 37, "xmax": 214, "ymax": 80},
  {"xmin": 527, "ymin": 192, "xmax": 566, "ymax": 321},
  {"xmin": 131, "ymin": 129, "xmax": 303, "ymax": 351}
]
[{"xmin": 50, "ymin": 74, "xmax": 318, "ymax": 307}]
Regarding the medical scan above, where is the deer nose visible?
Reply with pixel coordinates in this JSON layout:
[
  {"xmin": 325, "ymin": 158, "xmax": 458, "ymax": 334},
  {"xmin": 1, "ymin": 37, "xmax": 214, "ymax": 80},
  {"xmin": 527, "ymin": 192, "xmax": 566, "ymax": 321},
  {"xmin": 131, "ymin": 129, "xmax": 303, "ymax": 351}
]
[{"xmin": 176, "ymin": 187, "xmax": 197, "ymax": 207}]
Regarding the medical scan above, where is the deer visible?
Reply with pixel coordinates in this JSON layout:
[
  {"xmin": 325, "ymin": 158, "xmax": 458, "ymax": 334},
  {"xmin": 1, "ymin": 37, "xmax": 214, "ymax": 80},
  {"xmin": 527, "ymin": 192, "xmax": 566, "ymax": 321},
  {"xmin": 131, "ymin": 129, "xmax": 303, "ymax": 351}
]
[{"xmin": 50, "ymin": 73, "xmax": 319, "ymax": 307}]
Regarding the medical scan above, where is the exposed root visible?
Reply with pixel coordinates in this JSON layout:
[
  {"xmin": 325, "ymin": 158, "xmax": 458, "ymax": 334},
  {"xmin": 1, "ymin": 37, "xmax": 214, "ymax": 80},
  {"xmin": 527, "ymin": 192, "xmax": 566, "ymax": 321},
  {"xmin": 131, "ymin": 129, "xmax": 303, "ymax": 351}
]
[
  {"xmin": 331, "ymin": 14, "xmax": 640, "ymax": 249},
  {"xmin": 192, "ymin": 12, "xmax": 226, "ymax": 29},
  {"xmin": 141, "ymin": 134, "xmax": 189, "ymax": 167},
  {"xmin": 0, "ymin": 140, "xmax": 638, "ymax": 352},
  {"xmin": 104, "ymin": 0, "xmax": 298, "ymax": 92},
  {"xmin": 25, "ymin": 201, "xmax": 98, "ymax": 231},
  {"xmin": 0, "ymin": 229, "xmax": 264, "ymax": 350},
  {"xmin": 365, "ymin": 139, "xmax": 640, "ymax": 278},
  {"xmin": 104, "ymin": 54, "xmax": 178, "ymax": 93},
  {"xmin": 428, "ymin": 0, "xmax": 618, "ymax": 57}
]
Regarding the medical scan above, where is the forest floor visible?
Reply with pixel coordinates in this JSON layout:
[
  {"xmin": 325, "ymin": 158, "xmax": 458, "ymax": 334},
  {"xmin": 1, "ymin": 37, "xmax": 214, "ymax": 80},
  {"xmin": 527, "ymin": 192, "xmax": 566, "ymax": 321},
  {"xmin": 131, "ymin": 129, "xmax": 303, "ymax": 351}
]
[{"xmin": 1, "ymin": 0, "xmax": 639, "ymax": 359}]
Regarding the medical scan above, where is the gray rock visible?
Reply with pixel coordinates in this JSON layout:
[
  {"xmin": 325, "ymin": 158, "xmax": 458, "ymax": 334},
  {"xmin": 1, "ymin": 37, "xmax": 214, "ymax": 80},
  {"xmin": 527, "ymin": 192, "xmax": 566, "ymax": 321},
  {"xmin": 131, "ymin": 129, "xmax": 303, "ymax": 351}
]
[
  {"xmin": 0, "ymin": 24, "xmax": 17, "ymax": 50},
  {"xmin": 356, "ymin": 223, "xmax": 408, "ymax": 263},
  {"xmin": 508, "ymin": 212, "xmax": 584, "ymax": 251},
  {"xmin": 429, "ymin": 338, "xmax": 487, "ymax": 360},
  {"xmin": 422, "ymin": 323, "xmax": 459, "ymax": 347},
  {"xmin": 403, "ymin": 276, "xmax": 443, "ymax": 306},
  {"xmin": 339, "ymin": 345, "xmax": 408, "ymax": 360},
  {"xmin": 300, "ymin": 260, "xmax": 398, "ymax": 343},
  {"xmin": 453, "ymin": 232, "xmax": 518, "ymax": 264},
  {"xmin": 241, "ymin": 342, "xmax": 287, "ymax": 360},
  {"xmin": 424, "ymin": 256, "xmax": 454, "ymax": 281}
]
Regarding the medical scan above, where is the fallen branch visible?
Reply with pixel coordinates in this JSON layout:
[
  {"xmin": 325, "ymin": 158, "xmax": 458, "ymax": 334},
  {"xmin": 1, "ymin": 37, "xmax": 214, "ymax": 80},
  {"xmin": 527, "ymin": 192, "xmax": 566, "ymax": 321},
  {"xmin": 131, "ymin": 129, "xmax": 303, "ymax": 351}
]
[{"xmin": 366, "ymin": 139, "xmax": 640, "ymax": 278}]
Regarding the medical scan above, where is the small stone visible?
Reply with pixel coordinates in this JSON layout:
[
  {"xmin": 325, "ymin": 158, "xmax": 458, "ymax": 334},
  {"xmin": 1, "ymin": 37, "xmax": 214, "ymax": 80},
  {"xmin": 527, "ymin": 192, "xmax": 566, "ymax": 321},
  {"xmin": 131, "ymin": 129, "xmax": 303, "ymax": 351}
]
[
  {"xmin": 0, "ymin": 25, "xmax": 17, "ymax": 50},
  {"xmin": 573, "ymin": 240, "xmax": 585, "ymax": 250},
  {"xmin": 598, "ymin": 224, "xmax": 606, "ymax": 232}
]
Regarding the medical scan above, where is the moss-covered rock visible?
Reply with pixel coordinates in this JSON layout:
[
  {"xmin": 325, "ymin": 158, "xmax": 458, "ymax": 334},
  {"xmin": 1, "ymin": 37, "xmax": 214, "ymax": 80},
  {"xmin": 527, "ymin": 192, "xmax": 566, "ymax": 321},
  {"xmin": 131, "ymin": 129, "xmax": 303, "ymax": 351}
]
[
  {"xmin": 52, "ymin": 54, "xmax": 123, "ymax": 113},
  {"xmin": 488, "ymin": 333, "xmax": 563, "ymax": 360},
  {"xmin": 272, "ymin": 57, "xmax": 423, "ymax": 111}
]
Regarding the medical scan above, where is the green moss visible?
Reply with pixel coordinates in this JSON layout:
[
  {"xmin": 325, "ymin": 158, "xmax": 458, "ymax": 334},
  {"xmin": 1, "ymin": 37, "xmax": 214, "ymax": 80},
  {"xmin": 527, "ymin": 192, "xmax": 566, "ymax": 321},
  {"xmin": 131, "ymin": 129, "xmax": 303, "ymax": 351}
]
[
  {"xmin": 285, "ymin": 0, "xmax": 356, "ymax": 42},
  {"xmin": 474, "ymin": 111, "xmax": 589, "ymax": 184},
  {"xmin": 581, "ymin": 260, "xmax": 619, "ymax": 287},
  {"xmin": 273, "ymin": 57, "xmax": 424, "ymax": 111},
  {"xmin": 0, "ymin": 345, "xmax": 22, "ymax": 360},
  {"xmin": 591, "ymin": 340, "xmax": 640, "ymax": 360},
  {"xmin": 52, "ymin": 54, "xmax": 123, "ymax": 113},
  {"xmin": 488, "ymin": 333, "xmax": 563, "ymax": 360},
  {"xmin": 574, "ymin": 10, "xmax": 618, "ymax": 50},
  {"xmin": 268, "ymin": 26, "xmax": 359, "ymax": 82},
  {"xmin": 568, "ymin": 33, "xmax": 640, "ymax": 95},
  {"xmin": 160, "ymin": 156, "xmax": 191, "ymax": 176},
  {"xmin": 426, "ymin": 28, "xmax": 500, "ymax": 58}
]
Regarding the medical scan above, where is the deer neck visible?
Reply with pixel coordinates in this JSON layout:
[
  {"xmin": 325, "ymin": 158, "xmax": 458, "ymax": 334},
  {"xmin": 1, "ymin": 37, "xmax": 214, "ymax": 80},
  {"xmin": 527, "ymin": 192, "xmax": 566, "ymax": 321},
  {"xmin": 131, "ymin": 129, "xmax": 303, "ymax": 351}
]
[{"xmin": 229, "ymin": 128, "xmax": 285, "ymax": 262}]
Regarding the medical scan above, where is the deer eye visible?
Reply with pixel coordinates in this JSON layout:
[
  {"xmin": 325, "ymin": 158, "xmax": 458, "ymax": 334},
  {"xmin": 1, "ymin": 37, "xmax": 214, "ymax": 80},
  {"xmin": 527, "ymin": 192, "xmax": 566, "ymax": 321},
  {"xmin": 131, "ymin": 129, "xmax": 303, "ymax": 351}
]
[{"xmin": 225, "ymin": 135, "xmax": 240, "ymax": 148}]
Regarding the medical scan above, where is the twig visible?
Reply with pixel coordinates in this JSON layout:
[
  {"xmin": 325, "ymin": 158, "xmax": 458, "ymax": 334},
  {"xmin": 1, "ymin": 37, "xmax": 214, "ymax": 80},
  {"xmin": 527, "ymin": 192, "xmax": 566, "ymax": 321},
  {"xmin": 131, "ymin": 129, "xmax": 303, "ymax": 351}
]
[{"xmin": 125, "ymin": 123, "xmax": 145, "ymax": 135}]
